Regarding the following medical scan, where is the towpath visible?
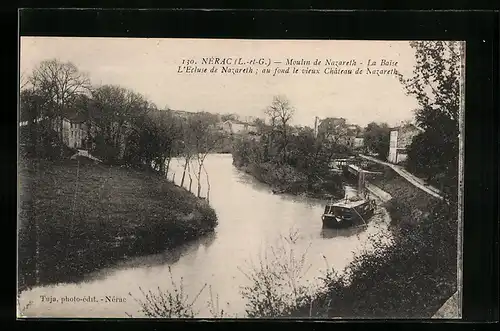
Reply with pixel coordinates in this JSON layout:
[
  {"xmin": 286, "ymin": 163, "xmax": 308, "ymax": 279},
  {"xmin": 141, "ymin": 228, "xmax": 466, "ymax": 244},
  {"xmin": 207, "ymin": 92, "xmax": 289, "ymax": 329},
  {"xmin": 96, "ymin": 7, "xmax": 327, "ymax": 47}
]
[{"xmin": 359, "ymin": 154, "xmax": 444, "ymax": 200}]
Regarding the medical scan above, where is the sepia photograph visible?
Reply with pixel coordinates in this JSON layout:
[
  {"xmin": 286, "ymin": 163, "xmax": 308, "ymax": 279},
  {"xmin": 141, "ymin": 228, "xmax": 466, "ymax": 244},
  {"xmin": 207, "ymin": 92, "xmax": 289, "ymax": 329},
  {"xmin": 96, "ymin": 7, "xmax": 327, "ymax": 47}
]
[{"xmin": 17, "ymin": 37, "xmax": 464, "ymax": 319}]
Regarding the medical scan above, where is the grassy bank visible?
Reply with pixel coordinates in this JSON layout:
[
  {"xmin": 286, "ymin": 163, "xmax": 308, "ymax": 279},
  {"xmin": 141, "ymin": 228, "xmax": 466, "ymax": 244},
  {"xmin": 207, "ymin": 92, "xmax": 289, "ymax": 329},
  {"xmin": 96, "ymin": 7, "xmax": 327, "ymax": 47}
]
[
  {"xmin": 368, "ymin": 166, "xmax": 438, "ymax": 227},
  {"xmin": 18, "ymin": 156, "xmax": 218, "ymax": 292}
]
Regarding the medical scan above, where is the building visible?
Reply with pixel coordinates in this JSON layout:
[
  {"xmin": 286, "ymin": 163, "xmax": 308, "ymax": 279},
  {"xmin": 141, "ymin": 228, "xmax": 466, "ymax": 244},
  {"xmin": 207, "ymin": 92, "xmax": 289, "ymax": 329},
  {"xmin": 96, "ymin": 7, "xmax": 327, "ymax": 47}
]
[
  {"xmin": 60, "ymin": 109, "xmax": 89, "ymax": 149},
  {"xmin": 387, "ymin": 123, "xmax": 424, "ymax": 164},
  {"xmin": 221, "ymin": 120, "xmax": 257, "ymax": 135},
  {"xmin": 171, "ymin": 109, "xmax": 196, "ymax": 120},
  {"xmin": 352, "ymin": 137, "xmax": 364, "ymax": 149},
  {"xmin": 19, "ymin": 110, "xmax": 93, "ymax": 150}
]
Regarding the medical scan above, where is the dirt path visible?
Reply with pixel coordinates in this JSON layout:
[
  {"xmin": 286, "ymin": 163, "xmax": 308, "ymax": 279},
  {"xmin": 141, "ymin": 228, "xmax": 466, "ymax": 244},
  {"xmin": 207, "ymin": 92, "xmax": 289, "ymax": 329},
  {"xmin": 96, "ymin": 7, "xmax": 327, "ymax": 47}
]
[
  {"xmin": 366, "ymin": 183, "xmax": 392, "ymax": 202},
  {"xmin": 359, "ymin": 154, "xmax": 444, "ymax": 200}
]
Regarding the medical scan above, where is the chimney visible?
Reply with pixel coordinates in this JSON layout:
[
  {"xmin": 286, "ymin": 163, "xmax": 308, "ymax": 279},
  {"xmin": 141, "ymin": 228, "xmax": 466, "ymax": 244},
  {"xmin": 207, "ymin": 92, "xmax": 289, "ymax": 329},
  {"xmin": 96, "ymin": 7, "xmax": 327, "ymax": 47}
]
[{"xmin": 314, "ymin": 116, "xmax": 319, "ymax": 138}]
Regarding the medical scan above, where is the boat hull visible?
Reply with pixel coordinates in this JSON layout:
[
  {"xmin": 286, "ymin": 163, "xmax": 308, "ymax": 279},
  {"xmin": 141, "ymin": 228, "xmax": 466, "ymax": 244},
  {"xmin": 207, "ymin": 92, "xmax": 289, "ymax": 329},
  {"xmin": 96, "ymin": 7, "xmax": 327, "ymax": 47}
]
[{"xmin": 322, "ymin": 208, "xmax": 375, "ymax": 229}]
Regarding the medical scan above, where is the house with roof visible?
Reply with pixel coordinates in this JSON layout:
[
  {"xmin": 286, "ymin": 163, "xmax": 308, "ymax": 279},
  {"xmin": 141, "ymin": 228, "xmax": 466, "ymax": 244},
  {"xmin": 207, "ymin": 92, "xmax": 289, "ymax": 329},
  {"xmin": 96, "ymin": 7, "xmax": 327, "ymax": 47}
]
[
  {"xmin": 59, "ymin": 108, "xmax": 90, "ymax": 149},
  {"xmin": 19, "ymin": 108, "xmax": 93, "ymax": 150},
  {"xmin": 387, "ymin": 122, "xmax": 424, "ymax": 164}
]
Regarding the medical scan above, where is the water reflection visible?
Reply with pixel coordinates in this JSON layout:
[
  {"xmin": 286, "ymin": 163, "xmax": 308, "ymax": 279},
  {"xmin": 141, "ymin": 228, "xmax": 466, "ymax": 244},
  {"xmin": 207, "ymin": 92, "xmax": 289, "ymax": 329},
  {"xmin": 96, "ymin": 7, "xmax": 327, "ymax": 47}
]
[
  {"xmin": 86, "ymin": 231, "xmax": 217, "ymax": 283},
  {"xmin": 320, "ymin": 225, "xmax": 367, "ymax": 239}
]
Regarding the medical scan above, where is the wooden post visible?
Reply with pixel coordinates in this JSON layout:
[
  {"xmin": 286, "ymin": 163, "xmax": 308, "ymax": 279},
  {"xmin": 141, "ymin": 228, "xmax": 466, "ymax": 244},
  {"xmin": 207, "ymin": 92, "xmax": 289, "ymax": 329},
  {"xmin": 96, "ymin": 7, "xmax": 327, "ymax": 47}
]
[{"xmin": 357, "ymin": 170, "xmax": 366, "ymax": 197}]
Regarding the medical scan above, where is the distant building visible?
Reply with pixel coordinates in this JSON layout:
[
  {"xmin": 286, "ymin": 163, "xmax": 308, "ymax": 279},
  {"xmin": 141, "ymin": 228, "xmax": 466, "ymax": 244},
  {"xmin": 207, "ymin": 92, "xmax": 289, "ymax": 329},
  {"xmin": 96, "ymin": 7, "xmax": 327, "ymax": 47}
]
[
  {"xmin": 221, "ymin": 120, "xmax": 257, "ymax": 135},
  {"xmin": 19, "ymin": 110, "xmax": 93, "ymax": 150},
  {"xmin": 352, "ymin": 137, "xmax": 364, "ymax": 149},
  {"xmin": 387, "ymin": 123, "xmax": 424, "ymax": 164},
  {"xmin": 171, "ymin": 109, "xmax": 195, "ymax": 120},
  {"xmin": 60, "ymin": 108, "xmax": 89, "ymax": 149}
]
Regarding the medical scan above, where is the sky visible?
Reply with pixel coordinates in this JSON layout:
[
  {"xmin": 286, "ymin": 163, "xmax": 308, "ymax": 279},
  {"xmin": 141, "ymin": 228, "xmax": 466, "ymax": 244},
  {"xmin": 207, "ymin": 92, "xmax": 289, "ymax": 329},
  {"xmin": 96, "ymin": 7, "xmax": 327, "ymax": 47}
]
[{"xmin": 20, "ymin": 37, "xmax": 421, "ymax": 128}]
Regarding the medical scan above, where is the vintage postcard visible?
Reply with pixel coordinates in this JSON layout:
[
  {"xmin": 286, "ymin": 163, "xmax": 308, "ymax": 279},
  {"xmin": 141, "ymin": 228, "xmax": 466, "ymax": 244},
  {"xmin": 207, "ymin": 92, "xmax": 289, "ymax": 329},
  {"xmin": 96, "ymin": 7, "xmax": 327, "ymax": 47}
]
[{"xmin": 17, "ymin": 37, "xmax": 464, "ymax": 319}]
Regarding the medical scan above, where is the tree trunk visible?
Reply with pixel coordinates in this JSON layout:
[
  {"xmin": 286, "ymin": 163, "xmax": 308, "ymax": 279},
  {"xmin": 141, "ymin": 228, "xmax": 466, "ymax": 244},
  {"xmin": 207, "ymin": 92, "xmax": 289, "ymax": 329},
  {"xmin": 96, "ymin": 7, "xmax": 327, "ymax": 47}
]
[
  {"xmin": 86, "ymin": 122, "xmax": 92, "ymax": 151},
  {"xmin": 180, "ymin": 157, "xmax": 189, "ymax": 187},
  {"xmin": 203, "ymin": 163, "xmax": 211, "ymax": 203},
  {"xmin": 165, "ymin": 149, "xmax": 171, "ymax": 174},
  {"xmin": 197, "ymin": 161, "xmax": 203, "ymax": 197},
  {"xmin": 159, "ymin": 156, "xmax": 166, "ymax": 175},
  {"xmin": 59, "ymin": 116, "xmax": 65, "ymax": 158},
  {"xmin": 187, "ymin": 161, "xmax": 193, "ymax": 192},
  {"xmin": 282, "ymin": 125, "xmax": 288, "ymax": 163}
]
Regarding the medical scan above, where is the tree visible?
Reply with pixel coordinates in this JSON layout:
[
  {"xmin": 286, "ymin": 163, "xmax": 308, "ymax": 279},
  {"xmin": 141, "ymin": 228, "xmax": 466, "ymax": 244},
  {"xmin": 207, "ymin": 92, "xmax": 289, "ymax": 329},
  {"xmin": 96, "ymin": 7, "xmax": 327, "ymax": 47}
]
[
  {"xmin": 142, "ymin": 109, "xmax": 183, "ymax": 174},
  {"xmin": 252, "ymin": 118, "xmax": 266, "ymax": 133},
  {"xmin": 187, "ymin": 113, "xmax": 221, "ymax": 198},
  {"xmin": 29, "ymin": 59, "xmax": 91, "ymax": 155},
  {"xmin": 19, "ymin": 88, "xmax": 54, "ymax": 157},
  {"xmin": 264, "ymin": 95, "xmax": 295, "ymax": 163},
  {"xmin": 317, "ymin": 117, "xmax": 349, "ymax": 145},
  {"xmin": 363, "ymin": 122, "xmax": 391, "ymax": 160},
  {"xmin": 399, "ymin": 41, "xmax": 462, "ymax": 200},
  {"xmin": 90, "ymin": 85, "xmax": 153, "ymax": 163}
]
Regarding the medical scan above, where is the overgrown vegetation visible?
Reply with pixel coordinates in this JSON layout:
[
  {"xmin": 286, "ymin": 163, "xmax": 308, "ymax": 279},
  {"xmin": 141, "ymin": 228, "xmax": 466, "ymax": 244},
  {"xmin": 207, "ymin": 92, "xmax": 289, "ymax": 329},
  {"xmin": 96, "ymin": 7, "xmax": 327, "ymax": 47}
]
[
  {"xmin": 363, "ymin": 122, "xmax": 391, "ymax": 160},
  {"xmin": 129, "ymin": 267, "xmax": 207, "ymax": 318},
  {"xmin": 129, "ymin": 267, "xmax": 230, "ymax": 318},
  {"xmin": 232, "ymin": 95, "xmax": 348, "ymax": 199},
  {"xmin": 237, "ymin": 228, "xmax": 314, "ymax": 317},
  {"xmin": 400, "ymin": 41, "xmax": 462, "ymax": 201}
]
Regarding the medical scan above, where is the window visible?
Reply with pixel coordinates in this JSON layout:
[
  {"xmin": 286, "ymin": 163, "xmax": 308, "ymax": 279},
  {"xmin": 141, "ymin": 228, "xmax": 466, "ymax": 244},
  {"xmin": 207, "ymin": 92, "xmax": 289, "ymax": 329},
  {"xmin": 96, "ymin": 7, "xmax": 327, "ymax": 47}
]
[{"xmin": 333, "ymin": 207, "xmax": 350, "ymax": 217}]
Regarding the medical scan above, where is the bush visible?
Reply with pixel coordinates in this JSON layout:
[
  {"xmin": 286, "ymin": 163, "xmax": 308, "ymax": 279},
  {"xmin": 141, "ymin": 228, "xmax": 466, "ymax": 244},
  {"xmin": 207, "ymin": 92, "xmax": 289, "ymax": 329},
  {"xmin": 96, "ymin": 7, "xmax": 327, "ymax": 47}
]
[
  {"xmin": 129, "ymin": 267, "xmax": 207, "ymax": 318},
  {"xmin": 238, "ymin": 228, "xmax": 315, "ymax": 318},
  {"xmin": 92, "ymin": 141, "xmax": 121, "ymax": 164},
  {"xmin": 19, "ymin": 127, "xmax": 76, "ymax": 160}
]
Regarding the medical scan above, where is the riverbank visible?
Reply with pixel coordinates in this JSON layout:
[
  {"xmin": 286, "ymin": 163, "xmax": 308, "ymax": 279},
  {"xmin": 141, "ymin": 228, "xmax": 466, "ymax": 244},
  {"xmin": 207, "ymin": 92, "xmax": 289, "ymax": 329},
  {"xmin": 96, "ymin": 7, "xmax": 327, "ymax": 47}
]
[
  {"xmin": 18, "ymin": 156, "xmax": 218, "ymax": 292},
  {"xmin": 288, "ymin": 163, "xmax": 458, "ymax": 318},
  {"xmin": 232, "ymin": 158, "xmax": 345, "ymax": 200}
]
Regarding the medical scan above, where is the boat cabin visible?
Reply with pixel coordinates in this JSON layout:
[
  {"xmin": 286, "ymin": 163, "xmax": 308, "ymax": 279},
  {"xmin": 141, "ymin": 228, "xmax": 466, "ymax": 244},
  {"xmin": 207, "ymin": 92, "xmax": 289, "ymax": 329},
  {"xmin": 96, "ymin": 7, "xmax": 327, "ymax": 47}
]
[{"xmin": 322, "ymin": 197, "xmax": 375, "ymax": 228}]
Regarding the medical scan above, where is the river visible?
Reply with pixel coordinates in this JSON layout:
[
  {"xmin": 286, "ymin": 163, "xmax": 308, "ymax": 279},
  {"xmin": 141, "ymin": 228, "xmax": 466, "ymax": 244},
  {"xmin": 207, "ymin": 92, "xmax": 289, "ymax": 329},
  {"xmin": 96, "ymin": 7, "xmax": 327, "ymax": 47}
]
[{"xmin": 18, "ymin": 154, "xmax": 392, "ymax": 318}]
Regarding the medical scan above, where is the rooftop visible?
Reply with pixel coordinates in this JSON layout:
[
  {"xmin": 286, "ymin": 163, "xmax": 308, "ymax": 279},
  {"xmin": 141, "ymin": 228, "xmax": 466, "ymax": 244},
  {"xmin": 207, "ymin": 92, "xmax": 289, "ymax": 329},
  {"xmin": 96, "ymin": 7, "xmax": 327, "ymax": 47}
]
[
  {"xmin": 390, "ymin": 122, "xmax": 425, "ymax": 132},
  {"xmin": 327, "ymin": 196, "xmax": 369, "ymax": 209},
  {"xmin": 62, "ymin": 107, "xmax": 87, "ymax": 123}
]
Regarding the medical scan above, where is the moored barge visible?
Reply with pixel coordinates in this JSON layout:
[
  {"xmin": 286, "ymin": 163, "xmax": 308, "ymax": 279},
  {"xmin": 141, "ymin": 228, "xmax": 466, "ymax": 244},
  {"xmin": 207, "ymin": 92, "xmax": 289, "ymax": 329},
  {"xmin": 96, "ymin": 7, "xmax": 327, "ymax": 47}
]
[{"xmin": 322, "ymin": 196, "xmax": 376, "ymax": 229}]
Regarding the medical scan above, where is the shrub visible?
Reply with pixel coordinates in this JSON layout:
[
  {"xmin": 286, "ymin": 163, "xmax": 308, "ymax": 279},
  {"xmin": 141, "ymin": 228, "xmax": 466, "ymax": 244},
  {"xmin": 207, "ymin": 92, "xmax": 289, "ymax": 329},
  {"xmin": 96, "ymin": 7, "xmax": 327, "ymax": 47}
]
[
  {"xmin": 238, "ymin": 228, "xmax": 315, "ymax": 318},
  {"xmin": 129, "ymin": 266, "xmax": 207, "ymax": 318}
]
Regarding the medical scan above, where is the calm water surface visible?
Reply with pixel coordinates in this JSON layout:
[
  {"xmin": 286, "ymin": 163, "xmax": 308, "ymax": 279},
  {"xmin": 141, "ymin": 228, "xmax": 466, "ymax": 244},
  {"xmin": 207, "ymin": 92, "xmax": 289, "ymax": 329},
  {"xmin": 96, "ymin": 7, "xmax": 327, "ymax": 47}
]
[{"xmin": 19, "ymin": 154, "xmax": 392, "ymax": 318}]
